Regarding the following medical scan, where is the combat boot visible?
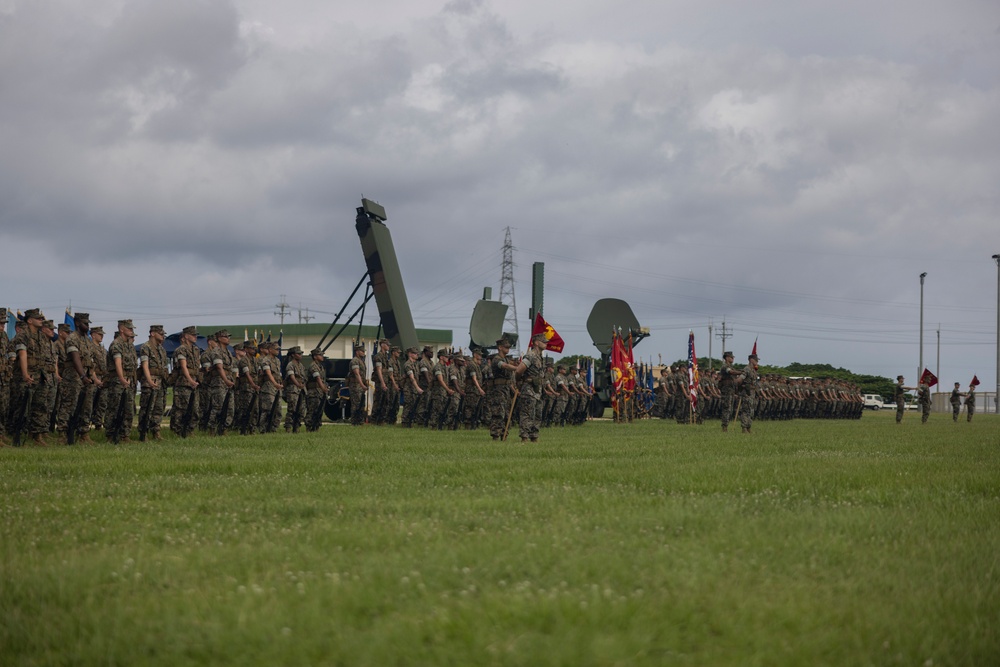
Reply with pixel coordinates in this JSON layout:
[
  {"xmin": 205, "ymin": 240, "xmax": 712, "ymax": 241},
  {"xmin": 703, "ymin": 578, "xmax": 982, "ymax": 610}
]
[
  {"xmin": 31, "ymin": 433, "xmax": 50, "ymax": 447},
  {"xmin": 741, "ymin": 426, "xmax": 750, "ymax": 434}
]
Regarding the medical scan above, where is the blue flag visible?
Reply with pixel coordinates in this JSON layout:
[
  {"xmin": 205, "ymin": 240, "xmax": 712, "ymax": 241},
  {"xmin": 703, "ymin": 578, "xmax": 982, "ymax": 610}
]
[{"xmin": 64, "ymin": 309, "xmax": 75, "ymax": 332}]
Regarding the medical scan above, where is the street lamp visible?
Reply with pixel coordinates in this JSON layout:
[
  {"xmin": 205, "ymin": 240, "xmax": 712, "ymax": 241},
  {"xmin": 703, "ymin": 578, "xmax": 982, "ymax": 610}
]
[
  {"xmin": 919, "ymin": 272, "xmax": 927, "ymax": 382},
  {"xmin": 993, "ymin": 254, "xmax": 999, "ymax": 414}
]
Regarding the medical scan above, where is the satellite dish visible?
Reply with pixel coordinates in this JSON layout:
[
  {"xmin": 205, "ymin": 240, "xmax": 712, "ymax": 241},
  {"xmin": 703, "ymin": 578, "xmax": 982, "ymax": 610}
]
[
  {"xmin": 586, "ymin": 298, "xmax": 641, "ymax": 352},
  {"xmin": 469, "ymin": 300, "xmax": 509, "ymax": 349}
]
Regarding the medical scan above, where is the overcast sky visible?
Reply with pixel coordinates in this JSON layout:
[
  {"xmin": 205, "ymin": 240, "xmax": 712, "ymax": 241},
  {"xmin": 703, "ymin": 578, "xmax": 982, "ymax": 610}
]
[{"xmin": 2, "ymin": 0, "xmax": 998, "ymax": 393}]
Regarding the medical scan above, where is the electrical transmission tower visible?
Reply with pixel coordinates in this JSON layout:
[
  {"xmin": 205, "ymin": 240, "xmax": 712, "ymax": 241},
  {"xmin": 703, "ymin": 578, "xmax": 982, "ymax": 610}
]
[
  {"xmin": 498, "ymin": 226, "xmax": 520, "ymax": 345},
  {"xmin": 275, "ymin": 294, "xmax": 291, "ymax": 326}
]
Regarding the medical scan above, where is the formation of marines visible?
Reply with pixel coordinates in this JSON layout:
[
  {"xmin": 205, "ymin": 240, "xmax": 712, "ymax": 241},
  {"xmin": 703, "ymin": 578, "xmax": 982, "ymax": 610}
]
[{"xmin": 651, "ymin": 351, "xmax": 865, "ymax": 432}]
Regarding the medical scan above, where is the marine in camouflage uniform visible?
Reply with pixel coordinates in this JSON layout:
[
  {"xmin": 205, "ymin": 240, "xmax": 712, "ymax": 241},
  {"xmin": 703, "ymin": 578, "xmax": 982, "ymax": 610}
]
[
  {"xmin": 105, "ymin": 320, "xmax": 138, "ymax": 443},
  {"xmin": 514, "ymin": 333, "xmax": 548, "ymax": 442},
  {"xmin": 305, "ymin": 347, "xmax": 329, "ymax": 431},
  {"xmin": 137, "ymin": 324, "xmax": 169, "ymax": 440},
  {"xmin": 347, "ymin": 344, "xmax": 369, "ymax": 426},
  {"xmin": 540, "ymin": 360, "xmax": 557, "ymax": 427},
  {"xmin": 737, "ymin": 353, "xmax": 760, "ymax": 433},
  {"xmin": 235, "ymin": 342, "xmax": 261, "ymax": 434},
  {"xmin": 949, "ymin": 383, "xmax": 964, "ymax": 422},
  {"xmin": 205, "ymin": 329, "xmax": 236, "ymax": 434},
  {"xmin": 414, "ymin": 346, "xmax": 434, "ymax": 426},
  {"xmin": 426, "ymin": 349, "xmax": 453, "ymax": 429},
  {"xmin": 486, "ymin": 336, "xmax": 517, "ymax": 440},
  {"xmin": 386, "ymin": 346, "xmax": 402, "ymax": 425},
  {"xmin": 916, "ymin": 382, "xmax": 931, "ymax": 424},
  {"xmin": 400, "ymin": 347, "xmax": 424, "ymax": 427},
  {"xmin": 965, "ymin": 385, "xmax": 976, "ymax": 422},
  {"xmin": 463, "ymin": 348, "xmax": 488, "ymax": 429},
  {"xmin": 652, "ymin": 368, "xmax": 670, "ymax": 419},
  {"xmin": 87, "ymin": 327, "xmax": 108, "ymax": 431},
  {"xmin": 0, "ymin": 308, "xmax": 9, "ymax": 445},
  {"xmin": 552, "ymin": 366, "xmax": 570, "ymax": 426},
  {"xmin": 443, "ymin": 353, "xmax": 465, "ymax": 429},
  {"xmin": 257, "ymin": 342, "xmax": 284, "ymax": 433},
  {"xmin": 283, "ymin": 346, "xmax": 308, "ymax": 431},
  {"xmin": 370, "ymin": 339, "xmax": 392, "ymax": 425},
  {"xmin": 169, "ymin": 326, "xmax": 201, "ymax": 436},
  {"xmin": 9, "ymin": 310, "xmax": 52, "ymax": 445},
  {"xmin": 197, "ymin": 336, "xmax": 217, "ymax": 430},
  {"xmin": 55, "ymin": 313, "xmax": 96, "ymax": 443}
]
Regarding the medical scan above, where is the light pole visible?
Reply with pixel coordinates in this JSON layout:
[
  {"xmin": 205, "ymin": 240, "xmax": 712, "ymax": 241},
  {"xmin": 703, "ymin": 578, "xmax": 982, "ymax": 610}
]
[
  {"xmin": 993, "ymin": 254, "xmax": 999, "ymax": 414},
  {"xmin": 919, "ymin": 272, "xmax": 927, "ymax": 383}
]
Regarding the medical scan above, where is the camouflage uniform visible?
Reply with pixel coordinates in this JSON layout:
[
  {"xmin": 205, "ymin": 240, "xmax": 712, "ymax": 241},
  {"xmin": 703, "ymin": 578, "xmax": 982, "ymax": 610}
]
[
  {"xmin": 305, "ymin": 352, "xmax": 327, "ymax": 432},
  {"xmin": 415, "ymin": 349, "xmax": 434, "ymax": 426},
  {"xmin": 258, "ymin": 346, "xmax": 283, "ymax": 433},
  {"xmin": 88, "ymin": 331, "xmax": 108, "ymax": 430},
  {"xmin": 9, "ymin": 321, "xmax": 53, "ymax": 440},
  {"xmin": 205, "ymin": 334, "xmax": 236, "ymax": 434},
  {"xmin": 137, "ymin": 334, "xmax": 168, "ymax": 438},
  {"xmin": 517, "ymin": 345, "xmax": 545, "ymax": 441},
  {"xmin": 169, "ymin": 337, "xmax": 201, "ymax": 436},
  {"xmin": 893, "ymin": 379, "xmax": 907, "ymax": 423},
  {"xmin": 486, "ymin": 348, "xmax": 514, "ymax": 440},
  {"xmin": 717, "ymin": 358, "xmax": 738, "ymax": 431},
  {"xmin": 55, "ymin": 328, "xmax": 90, "ymax": 439},
  {"xmin": 371, "ymin": 342, "xmax": 392, "ymax": 425},
  {"xmin": 443, "ymin": 356, "xmax": 464, "ymax": 429},
  {"xmin": 0, "ymin": 318, "xmax": 9, "ymax": 440},
  {"xmin": 965, "ymin": 387, "xmax": 976, "ymax": 422},
  {"xmin": 426, "ymin": 353, "xmax": 452, "ymax": 429},
  {"xmin": 737, "ymin": 358, "xmax": 760, "ymax": 432},
  {"xmin": 235, "ymin": 347, "xmax": 260, "ymax": 434},
  {"xmin": 917, "ymin": 384, "xmax": 931, "ymax": 424},
  {"xmin": 283, "ymin": 351, "xmax": 307, "ymax": 431},
  {"xmin": 347, "ymin": 349, "xmax": 368, "ymax": 426},
  {"xmin": 386, "ymin": 348, "xmax": 402, "ymax": 425},
  {"xmin": 463, "ymin": 354, "xmax": 486, "ymax": 429},
  {"xmin": 400, "ymin": 351, "xmax": 422, "ymax": 427},
  {"xmin": 105, "ymin": 329, "xmax": 138, "ymax": 443},
  {"xmin": 553, "ymin": 368, "xmax": 569, "ymax": 426}
]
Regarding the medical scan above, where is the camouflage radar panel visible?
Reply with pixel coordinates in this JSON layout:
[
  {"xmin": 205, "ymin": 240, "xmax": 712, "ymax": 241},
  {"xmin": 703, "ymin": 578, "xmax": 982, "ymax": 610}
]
[
  {"xmin": 586, "ymin": 298, "xmax": 641, "ymax": 352},
  {"xmin": 469, "ymin": 299, "xmax": 509, "ymax": 350}
]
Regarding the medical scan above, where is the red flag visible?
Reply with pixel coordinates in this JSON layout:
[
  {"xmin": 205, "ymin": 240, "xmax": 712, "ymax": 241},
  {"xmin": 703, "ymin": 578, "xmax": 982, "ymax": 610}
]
[
  {"xmin": 531, "ymin": 313, "xmax": 565, "ymax": 353},
  {"xmin": 624, "ymin": 333, "xmax": 636, "ymax": 392},
  {"xmin": 919, "ymin": 368, "xmax": 938, "ymax": 388},
  {"xmin": 970, "ymin": 375, "xmax": 980, "ymax": 387},
  {"xmin": 610, "ymin": 331, "xmax": 627, "ymax": 393},
  {"xmin": 751, "ymin": 336, "xmax": 758, "ymax": 357}
]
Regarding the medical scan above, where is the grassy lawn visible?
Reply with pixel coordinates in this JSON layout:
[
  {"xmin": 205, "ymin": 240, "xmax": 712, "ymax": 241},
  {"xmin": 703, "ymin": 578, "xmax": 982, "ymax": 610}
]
[{"xmin": 2, "ymin": 411, "xmax": 998, "ymax": 666}]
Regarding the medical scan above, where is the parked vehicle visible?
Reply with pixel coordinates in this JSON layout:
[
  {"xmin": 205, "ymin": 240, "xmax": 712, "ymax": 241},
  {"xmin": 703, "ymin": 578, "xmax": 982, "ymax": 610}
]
[{"xmin": 863, "ymin": 394, "xmax": 883, "ymax": 410}]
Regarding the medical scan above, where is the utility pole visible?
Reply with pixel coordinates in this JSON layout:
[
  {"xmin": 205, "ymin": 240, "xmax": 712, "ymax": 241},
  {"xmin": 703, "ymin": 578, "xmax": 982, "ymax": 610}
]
[
  {"xmin": 498, "ymin": 227, "xmax": 520, "ymax": 347},
  {"xmin": 707, "ymin": 319, "xmax": 713, "ymax": 371},
  {"xmin": 936, "ymin": 323, "xmax": 940, "ymax": 394},
  {"xmin": 714, "ymin": 318, "xmax": 732, "ymax": 357},
  {"xmin": 298, "ymin": 304, "xmax": 314, "ymax": 325},
  {"xmin": 919, "ymin": 273, "xmax": 927, "ymax": 382},
  {"xmin": 275, "ymin": 294, "xmax": 290, "ymax": 326}
]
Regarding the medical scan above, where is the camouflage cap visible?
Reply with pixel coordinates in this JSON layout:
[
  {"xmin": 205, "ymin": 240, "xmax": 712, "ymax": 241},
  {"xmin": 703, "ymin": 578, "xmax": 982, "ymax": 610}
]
[
  {"xmin": 530, "ymin": 333, "xmax": 547, "ymax": 344},
  {"xmin": 437, "ymin": 349, "xmax": 450, "ymax": 357},
  {"xmin": 214, "ymin": 329, "xmax": 231, "ymax": 338},
  {"xmin": 496, "ymin": 335, "xmax": 512, "ymax": 347},
  {"xmin": 390, "ymin": 345, "xmax": 401, "ymax": 353},
  {"xmin": 24, "ymin": 308, "xmax": 44, "ymax": 320},
  {"xmin": 287, "ymin": 345, "xmax": 303, "ymax": 355},
  {"xmin": 0, "ymin": 307, "xmax": 6, "ymax": 318},
  {"xmin": 406, "ymin": 346, "xmax": 419, "ymax": 355},
  {"xmin": 206, "ymin": 334, "xmax": 217, "ymax": 343},
  {"xmin": 310, "ymin": 347, "xmax": 325, "ymax": 357},
  {"xmin": 42, "ymin": 319, "xmax": 55, "ymax": 329},
  {"xmin": 453, "ymin": 354, "xmax": 465, "ymax": 362},
  {"xmin": 353, "ymin": 343, "xmax": 365, "ymax": 352},
  {"xmin": 73, "ymin": 312, "xmax": 90, "ymax": 323},
  {"xmin": 472, "ymin": 347, "xmax": 484, "ymax": 356},
  {"xmin": 422, "ymin": 345, "xmax": 434, "ymax": 354},
  {"xmin": 90, "ymin": 326, "xmax": 104, "ymax": 335},
  {"xmin": 723, "ymin": 351, "xmax": 734, "ymax": 358},
  {"xmin": 58, "ymin": 323, "xmax": 71, "ymax": 333},
  {"xmin": 544, "ymin": 357, "xmax": 554, "ymax": 366},
  {"xmin": 897, "ymin": 375, "xmax": 905, "ymax": 381},
  {"xmin": 556, "ymin": 365, "xmax": 566, "ymax": 371},
  {"xmin": 182, "ymin": 325, "xmax": 198, "ymax": 336},
  {"xmin": 150, "ymin": 324, "xmax": 165, "ymax": 334},
  {"xmin": 748, "ymin": 354, "xmax": 759, "ymax": 361},
  {"xmin": 118, "ymin": 319, "xmax": 135, "ymax": 330},
  {"xmin": 378, "ymin": 338, "xmax": 390, "ymax": 346}
]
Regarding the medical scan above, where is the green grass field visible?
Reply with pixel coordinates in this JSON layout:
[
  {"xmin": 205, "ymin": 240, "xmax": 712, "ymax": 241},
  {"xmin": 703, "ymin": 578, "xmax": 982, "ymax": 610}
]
[{"xmin": 2, "ymin": 411, "xmax": 998, "ymax": 666}]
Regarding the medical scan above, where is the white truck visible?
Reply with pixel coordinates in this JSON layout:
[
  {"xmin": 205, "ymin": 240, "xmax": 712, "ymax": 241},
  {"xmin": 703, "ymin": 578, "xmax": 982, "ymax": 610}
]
[{"xmin": 863, "ymin": 394, "xmax": 884, "ymax": 410}]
